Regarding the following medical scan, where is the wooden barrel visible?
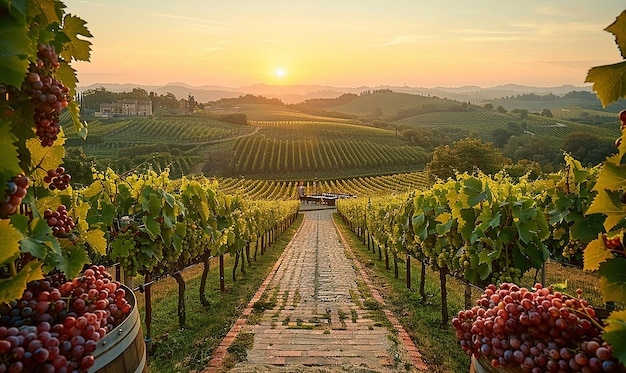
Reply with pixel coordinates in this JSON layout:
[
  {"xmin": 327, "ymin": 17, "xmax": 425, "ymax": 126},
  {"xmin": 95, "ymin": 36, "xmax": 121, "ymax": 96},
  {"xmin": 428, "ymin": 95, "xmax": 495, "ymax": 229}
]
[{"xmin": 89, "ymin": 285, "xmax": 147, "ymax": 373}]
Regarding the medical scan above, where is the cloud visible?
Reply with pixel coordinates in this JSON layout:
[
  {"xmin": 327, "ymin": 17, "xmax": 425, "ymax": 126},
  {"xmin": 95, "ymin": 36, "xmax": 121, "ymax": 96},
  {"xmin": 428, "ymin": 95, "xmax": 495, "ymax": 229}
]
[
  {"xmin": 145, "ymin": 12, "xmax": 235, "ymax": 32},
  {"xmin": 369, "ymin": 34, "xmax": 432, "ymax": 47}
]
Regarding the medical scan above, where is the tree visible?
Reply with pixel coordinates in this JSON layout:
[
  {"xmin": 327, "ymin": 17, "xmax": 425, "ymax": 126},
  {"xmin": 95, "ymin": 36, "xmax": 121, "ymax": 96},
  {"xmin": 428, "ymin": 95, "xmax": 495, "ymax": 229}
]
[
  {"xmin": 541, "ymin": 108, "xmax": 553, "ymax": 118},
  {"xmin": 561, "ymin": 131, "xmax": 616, "ymax": 166},
  {"xmin": 497, "ymin": 105, "xmax": 507, "ymax": 113},
  {"xmin": 502, "ymin": 135, "xmax": 556, "ymax": 166},
  {"xmin": 425, "ymin": 138, "xmax": 509, "ymax": 180},
  {"xmin": 483, "ymin": 103, "xmax": 494, "ymax": 110},
  {"xmin": 62, "ymin": 148, "xmax": 98, "ymax": 187},
  {"xmin": 491, "ymin": 128, "xmax": 513, "ymax": 148}
]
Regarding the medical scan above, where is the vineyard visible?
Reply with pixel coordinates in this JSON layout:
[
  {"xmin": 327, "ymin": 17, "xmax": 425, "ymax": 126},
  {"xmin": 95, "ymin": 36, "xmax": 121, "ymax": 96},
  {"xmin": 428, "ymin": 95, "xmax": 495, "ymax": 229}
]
[
  {"xmin": 225, "ymin": 120, "xmax": 429, "ymax": 177},
  {"xmin": 337, "ymin": 150, "xmax": 626, "ymax": 371},
  {"xmin": 214, "ymin": 171, "xmax": 429, "ymax": 199}
]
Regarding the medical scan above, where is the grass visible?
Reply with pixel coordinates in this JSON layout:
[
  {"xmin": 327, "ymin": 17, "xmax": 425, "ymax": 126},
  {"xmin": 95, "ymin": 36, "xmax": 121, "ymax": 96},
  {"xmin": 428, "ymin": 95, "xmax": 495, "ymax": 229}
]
[
  {"xmin": 332, "ymin": 213, "xmax": 472, "ymax": 373},
  {"xmin": 136, "ymin": 213, "xmax": 304, "ymax": 373}
]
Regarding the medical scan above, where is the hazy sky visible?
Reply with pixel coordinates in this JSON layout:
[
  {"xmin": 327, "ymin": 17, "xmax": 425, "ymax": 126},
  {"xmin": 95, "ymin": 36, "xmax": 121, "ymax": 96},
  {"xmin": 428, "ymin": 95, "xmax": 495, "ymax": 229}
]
[{"xmin": 65, "ymin": 0, "xmax": 626, "ymax": 88}]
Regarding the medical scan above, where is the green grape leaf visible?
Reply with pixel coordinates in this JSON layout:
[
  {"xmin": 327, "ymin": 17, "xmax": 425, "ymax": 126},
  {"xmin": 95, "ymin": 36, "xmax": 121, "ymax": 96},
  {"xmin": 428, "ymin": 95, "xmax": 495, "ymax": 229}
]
[
  {"xmin": 82, "ymin": 229, "xmax": 107, "ymax": 255},
  {"xmin": 0, "ymin": 22, "xmax": 32, "ymax": 87},
  {"xmin": 7, "ymin": 0, "xmax": 29, "ymax": 21},
  {"xmin": 56, "ymin": 244, "xmax": 89, "ymax": 279},
  {"xmin": 110, "ymin": 238, "xmax": 133, "ymax": 259},
  {"xmin": 477, "ymin": 263, "xmax": 490, "ymax": 280},
  {"xmin": 0, "ymin": 220, "xmax": 22, "ymax": 264},
  {"xmin": 586, "ymin": 189, "xmax": 626, "ymax": 231},
  {"xmin": 67, "ymin": 101, "xmax": 87, "ymax": 139},
  {"xmin": 56, "ymin": 61, "xmax": 77, "ymax": 97},
  {"xmin": 598, "ymin": 257, "xmax": 626, "ymax": 303},
  {"xmin": 59, "ymin": 14, "xmax": 92, "ymax": 62},
  {"xmin": 0, "ymin": 261, "xmax": 44, "ymax": 304},
  {"xmin": 585, "ymin": 61, "xmax": 626, "ymax": 108},
  {"xmin": 0, "ymin": 121, "xmax": 23, "ymax": 178},
  {"xmin": 584, "ymin": 234, "xmax": 614, "ymax": 271},
  {"xmin": 148, "ymin": 192, "xmax": 161, "ymax": 217},
  {"xmin": 602, "ymin": 310, "xmax": 626, "ymax": 363},
  {"xmin": 18, "ymin": 217, "xmax": 60, "ymax": 260},
  {"xmin": 141, "ymin": 216, "xmax": 161, "ymax": 240},
  {"xmin": 605, "ymin": 11, "xmax": 626, "ymax": 59},
  {"xmin": 594, "ymin": 153, "xmax": 626, "ymax": 191}
]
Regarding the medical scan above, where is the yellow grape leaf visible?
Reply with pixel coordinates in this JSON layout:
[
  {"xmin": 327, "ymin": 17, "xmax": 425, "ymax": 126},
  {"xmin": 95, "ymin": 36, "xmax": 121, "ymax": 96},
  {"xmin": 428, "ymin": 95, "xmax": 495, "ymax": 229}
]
[
  {"xmin": 0, "ymin": 220, "xmax": 22, "ymax": 264},
  {"xmin": 593, "ymin": 153, "xmax": 626, "ymax": 191},
  {"xmin": 599, "ymin": 258, "xmax": 626, "ymax": 303},
  {"xmin": 583, "ymin": 234, "xmax": 613, "ymax": 271},
  {"xmin": 81, "ymin": 181, "xmax": 103, "ymax": 198},
  {"xmin": 435, "ymin": 212, "xmax": 452, "ymax": 224},
  {"xmin": 585, "ymin": 61, "xmax": 626, "ymax": 108},
  {"xmin": 605, "ymin": 10, "xmax": 626, "ymax": 59},
  {"xmin": 602, "ymin": 310, "xmax": 626, "ymax": 363},
  {"xmin": 0, "ymin": 260, "xmax": 44, "ymax": 304},
  {"xmin": 586, "ymin": 189, "xmax": 626, "ymax": 231},
  {"xmin": 82, "ymin": 229, "xmax": 107, "ymax": 255},
  {"xmin": 27, "ymin": 130, "xmax": 65, "ymax": 175}
]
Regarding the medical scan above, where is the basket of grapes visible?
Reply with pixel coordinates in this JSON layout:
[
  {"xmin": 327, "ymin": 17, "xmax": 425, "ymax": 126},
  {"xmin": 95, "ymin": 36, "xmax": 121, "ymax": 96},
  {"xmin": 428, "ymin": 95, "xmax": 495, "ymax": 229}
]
[
  {"xmin": 453, "ymin": 283, "xmax": 625, "ymax": 372},
  {"xmin": 0, "ymin": 266, "xmax": 143, "ymax": 373}
]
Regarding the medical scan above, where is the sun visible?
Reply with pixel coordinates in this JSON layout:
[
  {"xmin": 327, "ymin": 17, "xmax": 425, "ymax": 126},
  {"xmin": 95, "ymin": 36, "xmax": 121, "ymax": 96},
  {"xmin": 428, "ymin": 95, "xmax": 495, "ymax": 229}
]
[{"xmin": 275, "ymin": 68, "xmax": 286, "ymax": 78}]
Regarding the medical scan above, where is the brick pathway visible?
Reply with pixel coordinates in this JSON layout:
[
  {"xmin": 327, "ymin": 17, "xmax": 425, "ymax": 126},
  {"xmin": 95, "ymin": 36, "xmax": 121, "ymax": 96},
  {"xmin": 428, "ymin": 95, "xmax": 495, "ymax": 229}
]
[{"xmin": 205, "ymin": 209, "xmax": 427, "ymax": 372}]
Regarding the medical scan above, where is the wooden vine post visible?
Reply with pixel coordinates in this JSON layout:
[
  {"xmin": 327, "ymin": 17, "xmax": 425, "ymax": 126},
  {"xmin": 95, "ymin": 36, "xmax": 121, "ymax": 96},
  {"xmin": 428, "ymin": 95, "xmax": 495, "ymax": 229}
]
[{"xmin": 172, "ymin": 272, "xmax": 186, "ymax": 328}]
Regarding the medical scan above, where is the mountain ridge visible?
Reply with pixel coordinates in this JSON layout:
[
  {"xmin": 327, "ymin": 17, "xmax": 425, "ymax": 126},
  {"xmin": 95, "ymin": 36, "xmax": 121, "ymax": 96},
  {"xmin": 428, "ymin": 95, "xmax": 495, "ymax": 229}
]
[{"xmin": 76, "ymin": 82, "xmax": 592, "ymax": 105}]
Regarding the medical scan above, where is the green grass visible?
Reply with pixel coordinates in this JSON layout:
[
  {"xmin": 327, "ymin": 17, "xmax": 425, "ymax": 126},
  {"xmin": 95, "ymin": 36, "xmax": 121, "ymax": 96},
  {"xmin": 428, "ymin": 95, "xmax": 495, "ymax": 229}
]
[
  {"xmin": 333, "ymin": 213, "xmax": 471, "ymax": 373},
  {"xmin": 137, "ymin": 213, "xmax": 304, "ymax": 373}
]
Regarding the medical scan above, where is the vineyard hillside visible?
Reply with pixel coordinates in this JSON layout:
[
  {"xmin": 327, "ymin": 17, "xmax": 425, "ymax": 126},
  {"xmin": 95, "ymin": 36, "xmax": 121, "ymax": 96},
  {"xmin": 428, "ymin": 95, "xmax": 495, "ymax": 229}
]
[{"xmin": 64, "ymin": 90, "xmax": 621, "ymax": 180}]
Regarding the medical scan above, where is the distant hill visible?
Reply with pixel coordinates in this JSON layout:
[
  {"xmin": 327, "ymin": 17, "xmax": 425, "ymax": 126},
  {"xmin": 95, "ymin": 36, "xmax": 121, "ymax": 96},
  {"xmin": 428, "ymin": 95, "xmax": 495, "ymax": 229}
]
[{"xmin": 77, "ymin": 82, "xmax": 592, "ymax": 105}]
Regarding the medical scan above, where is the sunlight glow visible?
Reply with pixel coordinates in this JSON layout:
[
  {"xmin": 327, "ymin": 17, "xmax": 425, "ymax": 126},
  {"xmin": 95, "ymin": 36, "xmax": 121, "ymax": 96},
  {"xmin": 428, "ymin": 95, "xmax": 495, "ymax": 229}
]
[{"xmin": 275, "ymin": 68, "xmax": 286, "ymax": 78}]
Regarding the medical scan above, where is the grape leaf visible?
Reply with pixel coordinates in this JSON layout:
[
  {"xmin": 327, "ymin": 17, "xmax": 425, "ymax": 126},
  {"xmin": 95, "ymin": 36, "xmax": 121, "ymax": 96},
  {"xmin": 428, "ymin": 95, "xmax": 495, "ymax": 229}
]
[
  {"xmin": 27, "ymin": 130, "xmax": 65, "ymax": 174},
  {"xmin": 598, "ymin": 258, "xmax": 626, "ymax": 303},
  {"xmin": 0, "ymin": 21, "xmax": 32, "ymax": 87},
  {"xmin": 585, "ymin": 61, "xmax": 626, "ymax": 108},
  {"xmin": 59, "ymin": 14, "xmax": 92, "ymax": 62},
  {"xmin": 0, "ymin": 220, "xmax": 22, "ymax": 264},
  {"xmin": 586, "ymin": 189, "xmax": 626, "ymax": 231},
  {"xmin": 0, "ymin": 260, "xmax": 44, "ymax": 304},
  {"xmin": 583, "ymin": 234, "xmax": 613, "ymax": 271},
  {"xmin": 0, "ymin": 121, "xmax": 23, "ymax": 179},
  {"xmin": 19, "ymin": 218, "xmax": 60, "ymax": 260},
  {"xmin": 67, "ymin": 101, "xmax": 87, "ymax": 139},
  {"xmin": 141, "ymin": 216, "xmax": 161, "ymax": 240},
  {"xmin": 602, "ymin": 310, "xmax": 626, "ymax": 363},
  {"xmin": 36, "ymin": 0, "xmax": 64, "ymax": 25},
  {"xmin": 6, "ymin": 0, "xmax": 28, "ymax": 21},
  {"xmin": 593, "ymin": 153, "xmax": 626, "ymax": 191},
  {"xmin": 605, "ymin": 11, "xmax": 626, "ymax": 59},
  {"xmin": 56, "ymin": 61, "xmax": 77, "ymax": 97},
  {"xmin": 56, "ymin": 244, "xmax": 89, "ymax": 279},
  {"xmin": 82, "ymin": 229, "xmax": 107, "ymax": 255},
  {"xmin": 110, "ymin": 238, "xmax": 133, "ymax": 258}
]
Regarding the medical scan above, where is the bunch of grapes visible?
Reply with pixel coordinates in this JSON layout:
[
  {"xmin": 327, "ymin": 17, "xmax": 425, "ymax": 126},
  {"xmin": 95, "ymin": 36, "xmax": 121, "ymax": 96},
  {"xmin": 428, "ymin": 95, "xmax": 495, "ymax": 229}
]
[
  {"xmin": 0, "ymin": 266, "xmax": 133, "ymax": 373},
  {"xmin": 0, "ymin": 174, "xmax": 30, "ymax": 218},
  {"xmin": 44, "ymin": 205, "xmax": 76, "ymax": 238},
  {"xmin": 111, "ymin": 225, "xmax": 164, "ymax": 277},
  {"xmin": 177, "ymin": 222, "xmax": 210, "ymax": 266},
  {"xmin": 43, "ymin": 167, "xmax": 71, "ymax": 191},
  {"xmin": 21, "ymin": 45, "xmax": 70, "ymax": 147},
  {"xmin": 452, "ymin": 283, "xmax": 625, "ymax": 372}
]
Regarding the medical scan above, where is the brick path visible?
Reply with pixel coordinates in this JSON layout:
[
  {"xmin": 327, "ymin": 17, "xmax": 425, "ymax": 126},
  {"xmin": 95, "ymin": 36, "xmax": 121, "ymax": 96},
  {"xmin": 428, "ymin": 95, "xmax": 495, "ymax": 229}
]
[{"xmin": 205, "ymin": 209, "xmax": 427, "ymax": 372}]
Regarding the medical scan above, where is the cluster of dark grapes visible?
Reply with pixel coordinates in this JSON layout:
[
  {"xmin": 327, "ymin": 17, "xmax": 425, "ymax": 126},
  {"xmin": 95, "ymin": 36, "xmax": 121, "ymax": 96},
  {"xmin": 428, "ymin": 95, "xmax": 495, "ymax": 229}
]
[
  {"xmin": 44, "ymin": 205, "xmax": 76, "ymax": 238},
  {"xmin": 21, "ymin": 45, "xmax": 70, "ymax": 147},
  {"xmin": 0, "ymin": 175, "xmax": 30, "ymax": 218},
  {"xmin": 43, "ymin": 167, "xmax": 71, "ymax": 191},
  {"xmin": 0, "ymin": 266, "xmax": 132, "ymax": 373},
  {"xmin": 452, "ymin": 283, "xmax": 625, "ymax": 372}
]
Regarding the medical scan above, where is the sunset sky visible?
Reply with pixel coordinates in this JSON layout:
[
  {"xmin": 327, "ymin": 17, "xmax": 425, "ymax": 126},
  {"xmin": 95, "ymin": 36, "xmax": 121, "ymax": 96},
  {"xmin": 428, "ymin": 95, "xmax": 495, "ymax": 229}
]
[{"xmin": 65, "ymin": 0, "xmax": 626, "ymax": 89}]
